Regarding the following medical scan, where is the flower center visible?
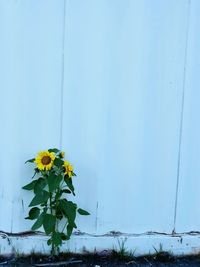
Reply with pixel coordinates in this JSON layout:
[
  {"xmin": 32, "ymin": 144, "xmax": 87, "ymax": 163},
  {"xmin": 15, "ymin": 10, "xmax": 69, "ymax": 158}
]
[{"xmin": 41, "ymin": 156, "xmax": 51, "ymax": 165}]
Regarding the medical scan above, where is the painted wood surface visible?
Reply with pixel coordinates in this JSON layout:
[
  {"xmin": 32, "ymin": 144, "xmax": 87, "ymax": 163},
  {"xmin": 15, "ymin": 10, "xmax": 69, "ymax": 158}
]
[
  {"xmin": 0, "ymin": 0, "xmax": 199, "ymax": 239},
  {"xmin": 0, "ymin": 0, "xmax": 64, "ymax": 232},
  {"xmin": 62, "ymin": 0, "xmax": 189, "ymax": 234},
  {"xmin": 175, "ymin": 0, "xmax": 200, "ymax": 232}
]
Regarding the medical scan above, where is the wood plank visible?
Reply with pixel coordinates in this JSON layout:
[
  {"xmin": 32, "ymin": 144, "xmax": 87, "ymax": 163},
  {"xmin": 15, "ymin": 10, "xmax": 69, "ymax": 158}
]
[
  {"xmin": 0, "ymin": 0, "xmax": 63, "ymax": 232},
  {"xmin": 62, "ymin": 0, "xmax": 188, "ymax": 234},
  {"xmin": 175, "ymin": 0, "xmax": 200, "ymax": 232}
]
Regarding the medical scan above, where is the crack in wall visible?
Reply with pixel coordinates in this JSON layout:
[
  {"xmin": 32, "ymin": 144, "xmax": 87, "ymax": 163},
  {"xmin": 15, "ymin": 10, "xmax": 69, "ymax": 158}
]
[
  {"xmin": 1, "ymin": 230, "xmax": 200, "ymax": 238},
  {"xmin": 173, "ymin": 0, "xmax": 191, "ymax": 233}
]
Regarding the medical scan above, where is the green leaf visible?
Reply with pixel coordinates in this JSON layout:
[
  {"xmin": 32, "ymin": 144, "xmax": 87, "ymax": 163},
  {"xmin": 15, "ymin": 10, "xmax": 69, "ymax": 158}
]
[
  {"xmin": 59, "ymin": 199, "xmax": 77, "ymax": 226},
  {"xmin": 61, "ymin": 189, "xmax": 71, "ymax": 194},
  {"xmin": 48, "ymin": 148, "xmax": 59, "ymax": 153},
  {"xmin": 26, "ymin": 207, "xmax": 40, "ymax": 220},
  {"xmin": 52, "ymin": 232, "xmax": 62, "ymax": 246},
  {"xmin": 32, "ymin": 169, "xmax": 39, "ymax": 179},
  {"xmin": 29, "ymin": 190, "xmax": 49, "ymax": 207},
  {"xmin": 47, "ymin": 238, "xmax": 52, "ymax": 246},
  {"xmin": 43, "ymin": 213, "xmax": 56, "ymax": 235},
  {"xmin": 61, "ymin": 233, "xmax": 69, "ymax": 241},
  {"xmin": 47, "ymin": 174, "xmax": 62, "ymax": 192},
  {"xmin": 25, "ymin": 158, "xmax": 35, "ymax": 164},
  {"xmin": 22, "ymin": 180, "xmax": 37, "ymax": 190},
  {"xmin": 64, "ymin": 177, "xmax": 75, "ymax": 195},
  {"xmin": 77, "ymin": 208, "xmax": 90, "ymax": 216},
  {"xmin": 54, "ymin": 158, "xmax": 64, "ymax": 168},
  {"xmin": 34, "ymin": 178, "xmax": 47, "ymax": 194},
  {"xmin": 31, "ymin": 213, "xmax": 44, "ymax": 231},
  {"xmin": 55, "ymin": 209, "xmax": 63, "ymax": 220},
  {"xmin": 67, "ymin": 224, "xmax": 73, "ymax": 238}
]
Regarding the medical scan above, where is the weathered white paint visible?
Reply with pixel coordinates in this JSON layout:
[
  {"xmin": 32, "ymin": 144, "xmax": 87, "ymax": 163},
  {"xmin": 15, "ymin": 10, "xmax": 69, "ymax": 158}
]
[
  {"xmin": 1, "ymin": 234, "xmax": 200, "ymax": 256},
  {"xmin": 0, "ymin": 0, "xmax": 199, "ymax": 255},
  {"xmin": 0, "ymin": 0, "xmax": 64, "ymax": 232},
  {"xmin": 63, "ymin": 0, "xmax": 190, "ymax": 235},
  {"xmin": 175, "ymin": 0, "xmax": 200, "ymax": 233}
]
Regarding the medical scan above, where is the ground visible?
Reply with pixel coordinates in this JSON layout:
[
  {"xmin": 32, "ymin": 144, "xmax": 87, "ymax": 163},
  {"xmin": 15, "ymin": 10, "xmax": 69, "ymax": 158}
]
[{"xmin": 1, "ymin": 253, "xmax": 200, "ymax": 266}]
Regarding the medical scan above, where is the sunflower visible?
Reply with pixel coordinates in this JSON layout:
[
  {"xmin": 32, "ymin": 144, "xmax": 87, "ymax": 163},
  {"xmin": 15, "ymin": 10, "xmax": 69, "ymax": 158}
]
[
  {"xmin": 35, "ymin": 151, "xmax": 55, "ymax": 171},
  {"xmin": 63, "ymin": 160, "xmax": 73, "ymax": 177}
]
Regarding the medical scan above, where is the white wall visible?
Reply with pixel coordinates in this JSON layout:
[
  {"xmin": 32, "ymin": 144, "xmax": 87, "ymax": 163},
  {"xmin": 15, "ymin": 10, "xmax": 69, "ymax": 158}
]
[
  {"xmin": 0, "ymin": 0, "xmax": 199, "ymax": 248},
  {"xmin": 0, "ymin": 0, "xmax": 63, "ymax": 232}
]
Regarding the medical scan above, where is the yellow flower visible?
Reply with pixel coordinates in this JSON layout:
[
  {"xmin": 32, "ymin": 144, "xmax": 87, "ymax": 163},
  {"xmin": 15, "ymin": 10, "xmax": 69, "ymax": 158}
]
[
  {"xmin": 35, "ymin": 151, "xmax": 55, "ymax": 171},
  {"xmin": 63, "ymin": 160, "xmax": 73, "ymax": 177},
  {"xmin": 60, "ymin": 151, "xmax": 65, "ymax": 158}
]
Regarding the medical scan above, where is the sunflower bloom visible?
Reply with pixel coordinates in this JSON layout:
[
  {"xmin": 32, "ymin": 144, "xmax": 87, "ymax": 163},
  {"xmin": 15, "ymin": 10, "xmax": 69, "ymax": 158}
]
[
  {"xmin": 35, "ymin": 151, "xmax": 55, "ymax": 171},
  {"xmin": 63, "ymin": 160, "xmax": 73, "ymax": 177}
]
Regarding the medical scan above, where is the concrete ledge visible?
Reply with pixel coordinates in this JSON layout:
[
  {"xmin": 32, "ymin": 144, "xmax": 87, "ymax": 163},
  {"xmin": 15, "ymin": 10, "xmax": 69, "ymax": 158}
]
[{"xmin": 1, "ymin": 233, "xmax": 200, "ymax": 256}]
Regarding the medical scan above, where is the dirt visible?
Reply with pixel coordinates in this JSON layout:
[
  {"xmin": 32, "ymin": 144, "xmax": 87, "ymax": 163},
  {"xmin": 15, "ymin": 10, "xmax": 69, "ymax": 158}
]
[{"xmin": 1, "ymin": 253, "xmax": 200, "ymax": 266}]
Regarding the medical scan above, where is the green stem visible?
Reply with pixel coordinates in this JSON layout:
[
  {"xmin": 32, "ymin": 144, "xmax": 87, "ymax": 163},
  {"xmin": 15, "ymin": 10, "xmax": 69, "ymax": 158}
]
[
  {"xmin": 49, "ymin": 193, "xmax": 53, "ymax": 215},
  {"xmin": 61, "ymin": 221, "xmax": 68, "ymax": 233},
  {"xmin": 55, "ymin": 189, "xmax": 59, "ymax": 233},
  {"xmin": 49, "ymin": 192, "xmax": 55, "ymax": 255}
]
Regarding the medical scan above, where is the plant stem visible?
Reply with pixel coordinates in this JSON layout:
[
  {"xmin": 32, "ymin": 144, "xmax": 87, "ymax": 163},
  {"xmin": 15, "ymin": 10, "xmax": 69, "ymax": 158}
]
[
  {"xmin": 61, "ymin": 221, "xmax": 68, "ymax": 233},
  {"xmin": 49, "ymin": 192, "xmax": 55, "ymax": 255}
]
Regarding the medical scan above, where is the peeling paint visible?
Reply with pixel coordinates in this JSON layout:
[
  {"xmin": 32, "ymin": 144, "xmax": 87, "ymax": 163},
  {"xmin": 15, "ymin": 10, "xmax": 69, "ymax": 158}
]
[{"xmin": 1, "ymin": 230, "xmax": 199, "ymax": 239}]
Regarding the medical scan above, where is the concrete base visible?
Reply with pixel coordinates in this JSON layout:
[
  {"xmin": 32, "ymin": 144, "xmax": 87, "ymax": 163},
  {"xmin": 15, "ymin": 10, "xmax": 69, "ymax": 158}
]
[{"xmin": 1, "ymin": 232, "xmax": 200, "ymax": 256}]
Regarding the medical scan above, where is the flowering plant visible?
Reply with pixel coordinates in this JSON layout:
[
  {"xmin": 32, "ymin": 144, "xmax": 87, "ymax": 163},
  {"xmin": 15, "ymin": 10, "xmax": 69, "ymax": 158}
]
[{"xmin": 22, "ymin": 148, "xmax": 90, "ymax": 254}]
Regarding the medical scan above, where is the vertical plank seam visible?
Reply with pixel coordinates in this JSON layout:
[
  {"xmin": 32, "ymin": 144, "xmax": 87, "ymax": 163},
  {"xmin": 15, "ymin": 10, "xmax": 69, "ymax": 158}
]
[
  {"xmin": 173, "ymin": 0, "xmax": 191, "ymax": 233},
  {"xmin": 59, "ymin": 0, "xmax": 66, "ymax": 149}
]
